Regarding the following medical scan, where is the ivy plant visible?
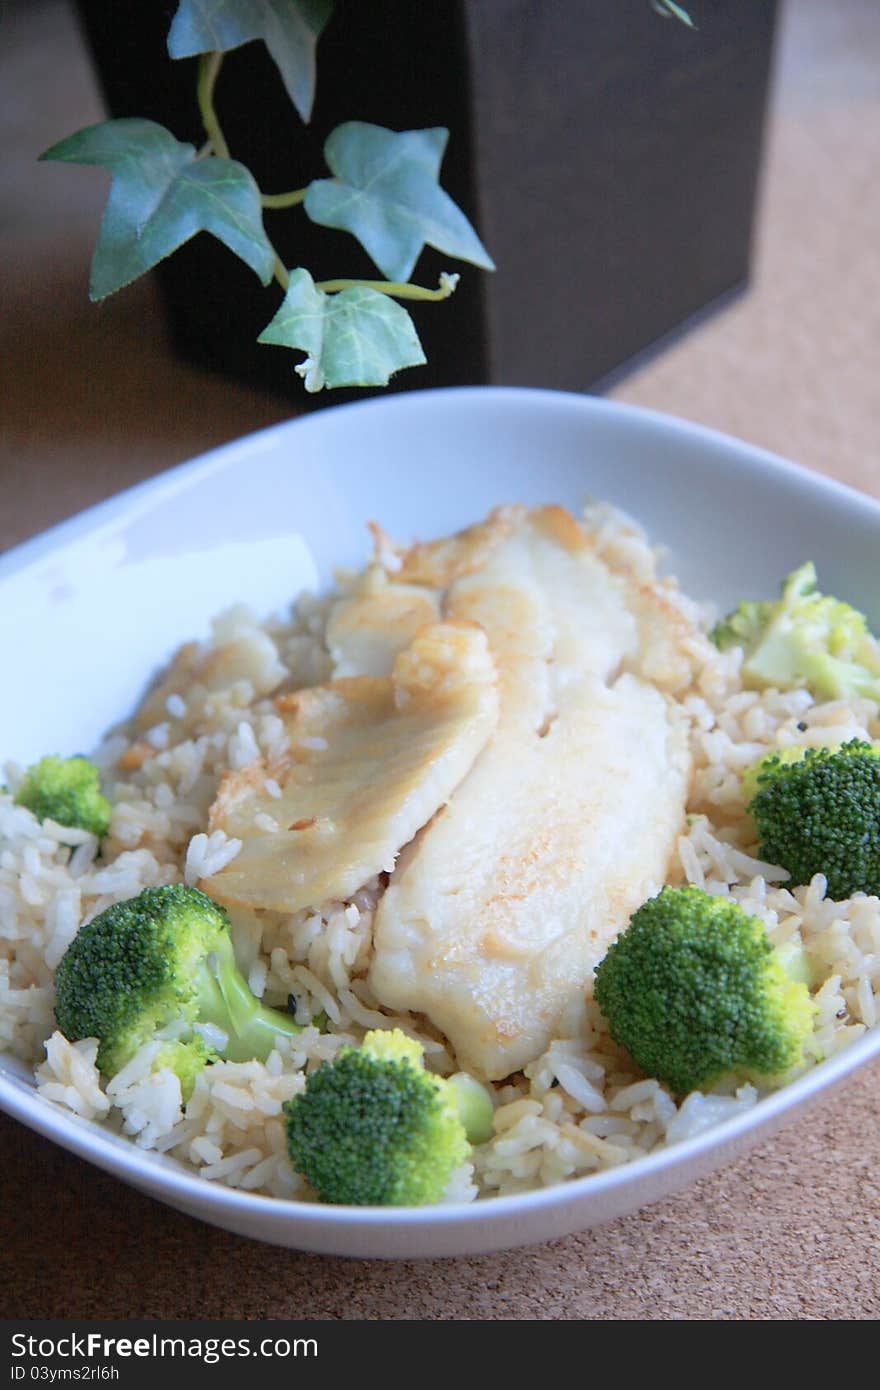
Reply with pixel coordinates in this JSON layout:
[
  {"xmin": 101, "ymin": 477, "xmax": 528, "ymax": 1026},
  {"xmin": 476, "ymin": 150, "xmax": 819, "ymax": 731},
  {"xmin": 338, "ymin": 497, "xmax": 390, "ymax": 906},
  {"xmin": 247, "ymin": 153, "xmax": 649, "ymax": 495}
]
[{"xmin": 42, "ymin": 0, "xmax": 692, "ymax": 394}]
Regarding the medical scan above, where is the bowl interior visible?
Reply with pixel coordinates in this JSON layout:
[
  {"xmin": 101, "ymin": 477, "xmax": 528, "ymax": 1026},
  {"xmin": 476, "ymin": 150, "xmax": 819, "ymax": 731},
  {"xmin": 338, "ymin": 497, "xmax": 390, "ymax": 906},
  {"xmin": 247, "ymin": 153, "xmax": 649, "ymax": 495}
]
[
  {"xmin": 2, "ymin": 386, "xmax": 880, "ymax": 1256},
  {"xmin": 5, "ymin": 387, "xmax": 880, "ymax": 767}
]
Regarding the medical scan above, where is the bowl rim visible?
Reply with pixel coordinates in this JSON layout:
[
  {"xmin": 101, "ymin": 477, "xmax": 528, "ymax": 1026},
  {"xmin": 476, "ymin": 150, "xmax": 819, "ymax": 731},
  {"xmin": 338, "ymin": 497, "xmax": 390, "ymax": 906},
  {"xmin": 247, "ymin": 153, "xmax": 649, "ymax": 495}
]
[
  {"xmin": 2, "ymin": 1025, "xmax": 878, "ymax": 1231},
  {"xmin": 4, "ymin": 385, "xmax": 880, "ymax": 581},
  {"xmin": 3, "ymin": 383, "xmax": 880, "ymax": 1235}
]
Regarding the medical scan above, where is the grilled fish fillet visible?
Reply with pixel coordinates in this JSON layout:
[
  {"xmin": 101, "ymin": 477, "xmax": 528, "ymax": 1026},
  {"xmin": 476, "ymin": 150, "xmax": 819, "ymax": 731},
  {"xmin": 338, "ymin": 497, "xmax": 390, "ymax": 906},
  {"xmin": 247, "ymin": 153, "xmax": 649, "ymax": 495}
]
[
  {"xmin": 326, "ymin": 568, "xmax": 441, "ymax": 678},
  {"xmin": 201, "ymin": 622, "xmax": 498, "ymax": 914},
  {"xmin": 369, "ymin": 507, "xmax": 695, "ymax": 1080}
]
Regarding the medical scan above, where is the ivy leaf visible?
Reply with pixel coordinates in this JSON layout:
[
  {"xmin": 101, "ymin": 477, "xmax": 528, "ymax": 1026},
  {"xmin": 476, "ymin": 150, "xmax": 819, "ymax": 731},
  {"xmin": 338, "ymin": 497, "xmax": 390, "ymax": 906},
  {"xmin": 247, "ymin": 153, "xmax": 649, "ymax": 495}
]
[
  {"xmin": 650, "ymin": 0, "xmax": 695, "ymax": 25},
  {"xmin": 168, "ymin": 0, "xmax": 334, "ymax": 123},
  {"xmin": 303, "ymin": 123, "xmax": 495, "ymax": 283},
  {"xmin": 258, "ymin": 268, "xmax": 426, "ymax": 391},
  {"xmin": 39, "ymin": 119, "xmax": 275, "ymax": 300}
]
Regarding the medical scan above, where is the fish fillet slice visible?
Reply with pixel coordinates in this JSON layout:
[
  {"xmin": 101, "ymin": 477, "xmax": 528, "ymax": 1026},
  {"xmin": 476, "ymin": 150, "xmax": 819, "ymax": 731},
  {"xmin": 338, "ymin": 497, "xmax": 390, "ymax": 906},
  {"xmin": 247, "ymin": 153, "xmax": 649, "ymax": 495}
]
[
  {"xmin": 201, "ymin": 622, "xmax": 498, "ymax": 915},
  {"xmin": 369, "ymin": 507, "xmax": 694, "ymax": 1080},
  {"xmin": 326, "ymin": 569, "xmax": 441, "ymax": 678},
  {"xmin": 394, "ymin": 505, "xmax": 523, "ymax": 588}
]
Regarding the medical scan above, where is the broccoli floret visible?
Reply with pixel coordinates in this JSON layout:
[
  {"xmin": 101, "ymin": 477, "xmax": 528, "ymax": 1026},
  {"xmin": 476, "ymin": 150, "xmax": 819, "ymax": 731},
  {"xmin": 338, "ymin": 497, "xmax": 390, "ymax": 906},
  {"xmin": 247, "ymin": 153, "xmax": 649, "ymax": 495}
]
[
  {"xmin": 153, "ymin": 1036, "xmax": 214, "ymax": 1102},
  {"xmin": 746, "ymin": 739, "xmax": 880, "ymax": 899},
  {"xmin": 444, "ymin": 1071, "xmax": 495, "ymax": 1145},
  {"xmin": 284, "ymin": 1029, "xmax": 481, "ymax": 1206},
  {"xmin": 54, "ymin": 883, "xmax": 302, "ymax": 1083},
  {"xmin": 740, "ymin": 745, "xmax": 808, "ymax": 805},
  {"xmin": 774, "ymin": 939, "xmax": 818, "ymax": 990},
  {"xmin": 593, "ymin": 886, "xmax": 816, "ymax": 1096},
  {"xmin": 711, "ymin": 563, "xmax": 880, "ymax": 702},
  {"xmin": 710, "ymin": 599, "xmax": 772, "ymax": 653},
  {"xmin": 14, "ymin": 755, "xmax": 111, "ymax": 836}
]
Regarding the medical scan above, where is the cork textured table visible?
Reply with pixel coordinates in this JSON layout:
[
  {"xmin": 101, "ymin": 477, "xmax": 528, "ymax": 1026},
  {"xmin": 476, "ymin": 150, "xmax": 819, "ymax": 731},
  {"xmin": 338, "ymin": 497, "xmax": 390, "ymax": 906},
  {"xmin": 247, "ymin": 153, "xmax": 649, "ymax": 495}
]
[{"xmin": 2, "ymin": 0, "xmax": 879, "ymax": 1319}]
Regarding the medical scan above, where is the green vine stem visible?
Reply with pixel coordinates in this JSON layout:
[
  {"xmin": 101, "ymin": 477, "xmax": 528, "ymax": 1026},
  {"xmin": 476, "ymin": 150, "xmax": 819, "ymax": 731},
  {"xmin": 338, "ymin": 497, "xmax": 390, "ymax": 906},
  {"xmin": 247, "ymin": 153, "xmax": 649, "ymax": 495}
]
[
  {"xmin": 261, "ymin": 188, "xmax": 308, "ymax": 209},
  {"xmin": 196, "ymin": 53, "xmax": 230, "ymax": 159},
  {"xmin": 192, "ymin": 47, "xmax": 462, "ymax": 360},
  {"xmin": 315, "ymin": 274, "xmax": 460, "ymax": 301},
  {"xmin": 194, "ymin": 58, "xmax": 291, "ymax": 294},
  {"xmin": 193, "ymin": 53, "xmax": 460, "ymax": 310}
]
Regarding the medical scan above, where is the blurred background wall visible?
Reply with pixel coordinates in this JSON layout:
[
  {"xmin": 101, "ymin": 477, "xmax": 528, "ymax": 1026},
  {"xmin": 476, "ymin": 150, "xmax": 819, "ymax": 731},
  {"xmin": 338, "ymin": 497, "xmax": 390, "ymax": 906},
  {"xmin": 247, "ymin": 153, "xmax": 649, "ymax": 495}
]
[{"xmin": 2, "ymin": 0, "xmax": 879, "ymax": 540}]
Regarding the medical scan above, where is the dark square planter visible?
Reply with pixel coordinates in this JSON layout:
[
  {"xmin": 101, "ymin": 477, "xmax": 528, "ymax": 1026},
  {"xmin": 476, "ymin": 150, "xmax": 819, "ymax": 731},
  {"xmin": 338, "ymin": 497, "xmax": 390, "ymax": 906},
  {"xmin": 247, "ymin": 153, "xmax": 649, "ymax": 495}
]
[{"xmin": 72, "ymin": 0, "xmax": 778, "ymax": 404}]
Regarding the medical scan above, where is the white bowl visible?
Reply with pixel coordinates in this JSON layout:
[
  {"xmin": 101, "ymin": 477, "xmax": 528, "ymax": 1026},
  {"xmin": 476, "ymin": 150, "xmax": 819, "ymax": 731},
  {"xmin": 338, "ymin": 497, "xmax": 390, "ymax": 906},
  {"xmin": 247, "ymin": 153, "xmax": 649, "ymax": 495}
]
[{"xmin": 2, "ymin": 386, "xmax": 879, "ymax": 1258}]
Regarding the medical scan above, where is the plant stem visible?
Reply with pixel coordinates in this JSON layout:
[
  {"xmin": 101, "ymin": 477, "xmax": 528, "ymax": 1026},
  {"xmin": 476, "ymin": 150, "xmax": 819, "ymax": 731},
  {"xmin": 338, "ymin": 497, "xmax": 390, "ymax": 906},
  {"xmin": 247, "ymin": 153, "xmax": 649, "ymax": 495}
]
[
  {"xmin": 273, "ymin": 257, "xmax": 290, "ymax": 291},
  {"xmin": 261, "ymin": 188, "xmax": 308, "ymax": 209},
  {"xmin": 197, "ymin": 53, "xmax": 230, "ymax": 159},
  {"xmin": 195, "ymin": 54, "xmax": 289, "ymax": 289},
  {"xmin": 315, "ymin": 276, "xmax": 459, "ymax": 301}
]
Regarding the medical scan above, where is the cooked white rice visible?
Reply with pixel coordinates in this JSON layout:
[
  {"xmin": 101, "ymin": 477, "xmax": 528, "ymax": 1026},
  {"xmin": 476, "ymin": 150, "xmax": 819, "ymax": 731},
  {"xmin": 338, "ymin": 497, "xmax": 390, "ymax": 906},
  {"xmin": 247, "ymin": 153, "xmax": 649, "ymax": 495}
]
[{"xmin": 3, "ymin": 504, "xmax": 879, "ymax": 1203}]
